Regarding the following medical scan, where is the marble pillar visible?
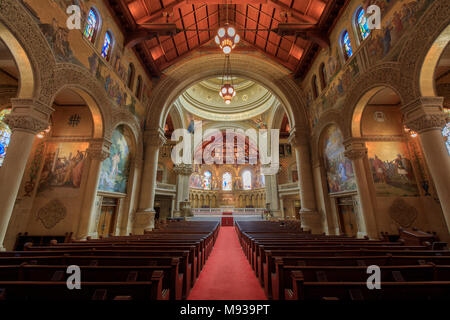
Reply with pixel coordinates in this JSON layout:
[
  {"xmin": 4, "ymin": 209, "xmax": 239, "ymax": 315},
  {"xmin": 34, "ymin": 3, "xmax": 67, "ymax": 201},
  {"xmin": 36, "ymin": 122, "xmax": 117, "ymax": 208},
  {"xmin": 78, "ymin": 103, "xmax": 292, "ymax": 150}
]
[
  {"xmin": 77, "ymin": 139, "xmax": 111, "ymax": 239},
  {"xmin": 135, "ymin": 128, "xmax": 166, "ymax": 233},
  {"xmin": 0, "ymin": 99, "xmax": 52, "ymax": 250},
  {"xmin": 343, "ymin": 138, "xmax": 378, "ymax": 238},
  {"xmin": 173, "ymin": 164, "xmax": 193, "ymax": 217},
  {"xmin": 402, "ymin": 97, "xmax": 450, "ymax": 232}
]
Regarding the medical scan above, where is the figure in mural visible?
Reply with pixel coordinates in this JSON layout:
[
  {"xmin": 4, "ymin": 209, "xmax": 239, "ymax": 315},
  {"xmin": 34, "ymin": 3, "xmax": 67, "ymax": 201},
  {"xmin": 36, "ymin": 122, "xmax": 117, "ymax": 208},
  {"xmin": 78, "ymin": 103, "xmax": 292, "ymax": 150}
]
[
  {"xmin": 98, "ymin": 127, "xmax": 131, "ymax": 193},
  {"xmin": 367, "ymin": 141, "xmax": 418, "ymax": 196},
  {"xmin": 38, "ymin": 143, "xmax": 88, "ymax": 193},
  {"xmin": 323, "ymin": 126, "xmax": 356, "ymax": 193}
]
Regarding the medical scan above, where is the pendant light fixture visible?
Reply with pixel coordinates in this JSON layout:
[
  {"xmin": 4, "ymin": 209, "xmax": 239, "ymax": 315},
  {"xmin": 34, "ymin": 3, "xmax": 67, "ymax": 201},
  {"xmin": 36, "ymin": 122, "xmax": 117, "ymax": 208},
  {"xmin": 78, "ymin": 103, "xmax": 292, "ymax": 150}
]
[
  {"xmin": 219, "ymin": 54, "xmax": 236, "ymax": 104},
  {"xmin": 215, "ymin": 0, "xmax": 240, "ymax": 54}
]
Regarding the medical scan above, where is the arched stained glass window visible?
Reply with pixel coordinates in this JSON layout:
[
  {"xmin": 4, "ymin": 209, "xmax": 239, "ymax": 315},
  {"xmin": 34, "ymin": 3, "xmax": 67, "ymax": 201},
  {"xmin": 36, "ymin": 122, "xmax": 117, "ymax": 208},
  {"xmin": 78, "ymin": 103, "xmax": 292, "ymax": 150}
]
[
  {"xmin": 101, "ymin": 31, "xmax": 113, "ymax": 61},
  {"xmin": 203, "ymin": 171, "xmax": 212, "ymax": 190},
  {"xmin": 84, "ymin": 9, "xmax": 99, "ymax": 43},
  {"xmin": 443, "ymin": 122, "xmax": 450, "ymax": 156},
  {"xmin": 356, "ymin": 8, "xmax": 370, "ymax": 40},
  {"xmin": 243, "ymin": 171, "xmax": 252, "ymax": 190},
  {"xmin": 341, "ymin": 30, "xmax": 353, "ymax": 60},
  {"xmin": 0, "ymin": 108, "xmax": 12, "ymax": 167},
  {"xmin": 222, "ymin": 172, "xmax": 232, "ymax": 191}
]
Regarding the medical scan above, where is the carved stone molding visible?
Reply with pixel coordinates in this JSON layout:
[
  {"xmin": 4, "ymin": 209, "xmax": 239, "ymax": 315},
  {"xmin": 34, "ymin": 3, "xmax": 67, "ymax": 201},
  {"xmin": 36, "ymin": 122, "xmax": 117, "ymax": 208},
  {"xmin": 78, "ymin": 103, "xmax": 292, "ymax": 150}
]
[
  {"xmin": 343, "ymin": 138, "xmax": 367, "ymax": 160},
  {"xmin": 3, "ymin": 114, "xmax": 49, "ymax": 134},
  {"xmin": 401, "ymin": 96, "xmax": 448, "ymax": 133},
  {"xmin": 36, "ymin": 199, "xmax": 67, "ymax": 229},
  {"xmin": 87, "ymin": 139, "xmax": 112, "ymax": 161},
  {"xmin": 288, "ymin": 126, "xmax": 310, "ymax": 148},
  {"xmin": 173, "ymin": 163, "xmax": 193, "ymax": 176},
  {"xmin": 3, "ymin": 99, "xmax": 53, "ymax": 134},
  {"xmin": 144, "ymin": 128, "xmax": 167, "ymax": 148}
]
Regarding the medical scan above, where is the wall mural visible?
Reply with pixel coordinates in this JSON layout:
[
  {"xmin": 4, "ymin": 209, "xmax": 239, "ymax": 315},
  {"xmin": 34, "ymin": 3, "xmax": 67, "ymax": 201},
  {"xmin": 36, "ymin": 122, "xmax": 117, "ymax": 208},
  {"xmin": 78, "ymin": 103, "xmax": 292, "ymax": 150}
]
[
  {"xmin": 38, "ymin": 142, "xmax": 89, "ymax": 194},
  {"xmin": 367, "ymin": 141, "xmax": 419, "ymax": 197},
  {"xmin": 323, "ymin": 126, "xmax": 356, "ymax": 193},
  {"xmin": 306, "ymin": 0, "xmax": 433, "ymax": 130},
  {"xmin": 98, "ymin": 126, "xmax": 131, "ymax": 194}
]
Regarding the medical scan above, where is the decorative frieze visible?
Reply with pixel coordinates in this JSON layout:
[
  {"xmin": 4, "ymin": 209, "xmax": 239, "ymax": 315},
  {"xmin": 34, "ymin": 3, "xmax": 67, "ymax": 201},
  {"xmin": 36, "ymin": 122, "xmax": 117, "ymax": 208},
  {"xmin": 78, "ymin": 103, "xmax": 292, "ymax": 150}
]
[
  {"xmin": 86, "ymin": 139, "xmax": 112, "ymax": 161},
  {"xmin": 173, "ymin": 163, "xmax": 193, "ymax": 176},
  {"xmin": 343, "ymin": 138, "xmax": 367, "ymax": 160},
  {"xmin": 401, "ymin": 97, "xmax": 448, "ymax": 133}
]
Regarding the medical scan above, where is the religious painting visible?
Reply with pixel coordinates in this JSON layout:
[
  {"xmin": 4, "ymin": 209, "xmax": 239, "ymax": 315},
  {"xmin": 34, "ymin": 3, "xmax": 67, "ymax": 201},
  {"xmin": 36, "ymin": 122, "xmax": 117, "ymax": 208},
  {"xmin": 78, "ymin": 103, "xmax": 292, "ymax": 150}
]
[
  {"xmin": 37, "ymin": 142, "xmax": 89, "ymax": 193},
  {"xmin": 203, "ymin": 171, "xmax": 212, "ymax": 190},
  {"xmin": 98, "ymin": 126, "xmax": 132, "ymax": 194},
  {"xmin": 222, "ymin": 172, "xmax": 232, "ymax": 191},
  {"xmin": 367, "ymin": 141, "xmax": 419, "ymax": 197},
  {"xmin": 190, "ymin": 173, "xmax": 203, "ymax": 189},
  {"xmin": 0, "ymin": 108, "xmax": 11, "ymax": 167},
  {"xmin": 322, "ymin": 126, "xmax": 356, "ymax": 193}
]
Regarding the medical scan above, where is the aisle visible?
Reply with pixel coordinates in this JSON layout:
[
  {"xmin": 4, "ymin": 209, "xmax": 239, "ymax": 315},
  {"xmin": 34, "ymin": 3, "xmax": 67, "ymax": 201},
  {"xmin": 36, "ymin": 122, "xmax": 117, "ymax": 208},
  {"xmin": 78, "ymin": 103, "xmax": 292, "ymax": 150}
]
[{"xmin": 188, "ymin": 226, "xmax": 267, "ymax": 300}]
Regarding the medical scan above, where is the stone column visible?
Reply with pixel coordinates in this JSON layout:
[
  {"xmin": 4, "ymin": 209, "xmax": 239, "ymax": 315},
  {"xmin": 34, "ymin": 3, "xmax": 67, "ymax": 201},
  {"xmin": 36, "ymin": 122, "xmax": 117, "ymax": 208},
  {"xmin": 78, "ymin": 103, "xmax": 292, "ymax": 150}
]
[
  {"xmin": 402, "ymin": 97, "xmax": 450, "ymax": 231},
  {"xmin": 343, "ymin": 138, "xmax": 378, "ymax": 238},
  {"xmin": 135, "ymin": 128, "xmax": 166, "ymax": 233},
  {"xmin": 77, "ymin": 139, "xmax": 111, "ymax": 239},
  {"xmin": 173, "ymin": 164, "xmax": 193, "ymax": 217},
  {"xmin": 263, "ymin": 166, "xmax": 281, "ymax": 217},
  {"xmin": 170, "ymin": 198, "xmax": 175, "ymax": 218},
  {"xmin": 288, "ymin": 127, "xmax": 321, "ymax": 231},
  {"xmin": 280, "ymin": 198, "xmax": 285, "ymax": 219},
  {"xmin": 0, "ymin": 99, "xmax": 52, "ymax": 250}
]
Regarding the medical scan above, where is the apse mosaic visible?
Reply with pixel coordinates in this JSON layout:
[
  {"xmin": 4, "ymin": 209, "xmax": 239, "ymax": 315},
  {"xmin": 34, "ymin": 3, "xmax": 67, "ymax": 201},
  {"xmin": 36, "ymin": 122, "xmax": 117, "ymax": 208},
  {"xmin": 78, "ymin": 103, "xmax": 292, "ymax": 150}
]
[
  {"xmin": 0, "ymin": 108, "xmax": 11, "ymax": 167},
  {"xmin": 323, "ymin": 126, "xmax": 356, "ymax": 193},
  {"xmin": 367, "ymin": 141, "xmax": 419, "ymax": 197},
  {"xmin": 98, "ymin": 126, "xmax": 131, "ymax": 194},
  {"xmin": 38, "ymin": 142, "xmax": 89, "ymax": 193}
]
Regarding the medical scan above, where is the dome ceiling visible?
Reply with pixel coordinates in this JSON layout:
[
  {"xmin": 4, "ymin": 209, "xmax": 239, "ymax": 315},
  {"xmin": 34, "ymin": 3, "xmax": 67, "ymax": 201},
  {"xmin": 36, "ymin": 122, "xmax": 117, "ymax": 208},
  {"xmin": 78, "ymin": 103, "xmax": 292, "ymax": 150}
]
[{"xmin": 178, "ymin": 77, "xmax": 278, "ymax": 121}]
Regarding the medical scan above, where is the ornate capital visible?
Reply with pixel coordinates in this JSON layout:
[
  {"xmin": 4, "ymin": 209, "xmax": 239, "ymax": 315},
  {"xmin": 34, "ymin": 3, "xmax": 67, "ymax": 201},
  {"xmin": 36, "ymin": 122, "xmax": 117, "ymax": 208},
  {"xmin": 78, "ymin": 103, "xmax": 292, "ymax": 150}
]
[
  {"xmin": 288, "ymin": 126, "xmax": 310, "ymax": 148},
  {"xmin": 343, "ymin": 138, "xmax": 367, "ymax": 160},
  {"xmin": 173, "ymin": 163, "xmax": 193, "ymax": 176},
  {"xmin": 401, "ymin": 96, "xmax": 448, "ymax": 133},
  {"xmin": 4, "ymin": 99, "xmax": 54, "ymax": 134},
  {"xmin": 87, "ymin": 139, "xmax": 111, "ymax": 161},
  {"xmin": 144, "ymin": 128, "xmax": 167, "ymax": 148}
]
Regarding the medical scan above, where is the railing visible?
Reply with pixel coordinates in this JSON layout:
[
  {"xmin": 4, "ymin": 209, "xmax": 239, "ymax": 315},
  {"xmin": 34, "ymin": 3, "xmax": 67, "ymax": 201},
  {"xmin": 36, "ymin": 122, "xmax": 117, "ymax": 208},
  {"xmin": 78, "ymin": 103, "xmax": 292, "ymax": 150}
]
[
  {"xmin": 192, "ymin": 208, "xmax": 265, "ymax": 215},
  {"xmin": 156, "ymin": 183, "xmax": 176, "ymax": 191}
]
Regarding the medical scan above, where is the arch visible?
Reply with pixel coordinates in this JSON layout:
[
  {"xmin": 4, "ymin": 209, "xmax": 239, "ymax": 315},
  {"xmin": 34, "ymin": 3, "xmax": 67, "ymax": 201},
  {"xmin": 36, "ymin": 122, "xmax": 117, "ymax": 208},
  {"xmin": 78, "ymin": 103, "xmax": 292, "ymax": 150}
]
[
  {"xmin": 83, "ymin": 7, "xmax": 101, "ymax": 44},
  {"xmin": 353, "ymin": 6, "xmax": 370, "ymax": 43},
  {"xmin": 242, "ymin": 170, "xmax": 252, "ymax": 190},
  {"xmin": 101, "ymin": 30, "xmax": 114, "ymax": 62},
  {"xmin": 419, "ymin": 25, "xmax": 450, "ymax": 97},
  {"xmin": 319, "ymin": 63, "xmax": 327, "ymax": 90},
  {"xmin": 340, "ymin": 29, "xmax": 353, "ymax": 61},
  {"xmin": 0, "ymin": 21, "xmax": 35, "ymax": 99},
  {"xmin": 127, "ymin": 63, "xmax": 135, "ymax": 90},
  {"xmin": 145, "ymin": 53, "xmax": 309, "ymax": 137}
]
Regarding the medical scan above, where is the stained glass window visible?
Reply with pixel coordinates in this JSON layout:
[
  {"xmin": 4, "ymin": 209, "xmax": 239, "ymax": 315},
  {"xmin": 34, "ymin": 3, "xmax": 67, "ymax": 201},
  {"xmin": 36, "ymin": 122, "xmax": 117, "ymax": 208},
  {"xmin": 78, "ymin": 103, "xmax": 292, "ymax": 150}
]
[
  {"xmin": 101, "ymin": 32, "xmax": 112, "ymax": 61},
  {"xmin": 243, "ymin": 171, "xmax": 252, "ymax": 190},
  {"xmin": 222, "ymin": 172, "xmax": 232, "ymax": 191},
  {"xmin": 0, "ymin": 109, "xmax": 12, "ymax": 167},
  {"xmin": 357, "ymin": 8, "xmax": 370, "ymax": 40},
  {"xmin": 203, "ymin": 171, "xmax": 212, "ymax": 190},
  {"xmin": 443, "ymin": 122, "xmax": 450, "ymax": 156},
  {"xmin": 83, "ymin": 9, "xmax": 98, "ymax": 43},
  {"xmin": 342, "ymin": 30, "xmax": 353, "ymax": 59}
]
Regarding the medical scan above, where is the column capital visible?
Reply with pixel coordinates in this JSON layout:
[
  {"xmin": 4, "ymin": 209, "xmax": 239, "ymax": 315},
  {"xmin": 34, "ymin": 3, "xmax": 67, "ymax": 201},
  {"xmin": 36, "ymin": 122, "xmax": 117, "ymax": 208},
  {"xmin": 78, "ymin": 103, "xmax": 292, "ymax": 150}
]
[
  {"xmin": 173, "ymin": 163, "xmax": 193, "ymax": 176},
  {"xmin": 4, "ymin": 99, "xmax": 54, "ymax": 134},
  {"xmin": 144, "ymin": 128, "xmax": 167, "ymax": 147},
  {"xmin": 343, "ymin": 138, "xmax": 367, "ymax": 160},
  {"xmin": 87, "ymin": 138, "xmax": 111, "ymax": 161},
  {"xmin": 288, "ymin": 126, "xmax": 310, "ymax": 148},
  {"xmin": 401, "ymin": 96, "xmax": 448, "ymax": 133},
  {"xmin": 261, "ymin": 163, "xmax": 282, "ymax": 175}
]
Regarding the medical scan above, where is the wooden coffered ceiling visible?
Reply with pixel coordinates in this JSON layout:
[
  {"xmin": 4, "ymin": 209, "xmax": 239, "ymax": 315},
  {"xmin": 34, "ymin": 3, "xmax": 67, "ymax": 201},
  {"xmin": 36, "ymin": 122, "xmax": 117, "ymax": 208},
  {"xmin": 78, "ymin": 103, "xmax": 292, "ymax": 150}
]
[{"xmin": 105, "ymin": 0, "xmax": 348, "ymax": 78}]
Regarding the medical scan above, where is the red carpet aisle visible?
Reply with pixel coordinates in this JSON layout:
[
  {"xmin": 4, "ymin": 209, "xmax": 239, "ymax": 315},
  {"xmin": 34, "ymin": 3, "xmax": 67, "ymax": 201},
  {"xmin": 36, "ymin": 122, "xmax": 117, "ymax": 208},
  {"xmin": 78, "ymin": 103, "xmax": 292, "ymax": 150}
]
[{"xmin": 188, "ymin": 226, "xmax": 267, "ymax": 300}]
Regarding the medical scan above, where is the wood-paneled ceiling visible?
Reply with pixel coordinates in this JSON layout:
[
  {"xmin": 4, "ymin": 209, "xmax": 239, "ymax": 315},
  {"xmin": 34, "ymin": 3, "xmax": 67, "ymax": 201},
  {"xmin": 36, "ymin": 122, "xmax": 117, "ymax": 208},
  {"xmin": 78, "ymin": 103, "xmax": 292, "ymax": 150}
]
[{"xmin": 106, "ymin": 0, "xmax": 347, "ymax": 78}]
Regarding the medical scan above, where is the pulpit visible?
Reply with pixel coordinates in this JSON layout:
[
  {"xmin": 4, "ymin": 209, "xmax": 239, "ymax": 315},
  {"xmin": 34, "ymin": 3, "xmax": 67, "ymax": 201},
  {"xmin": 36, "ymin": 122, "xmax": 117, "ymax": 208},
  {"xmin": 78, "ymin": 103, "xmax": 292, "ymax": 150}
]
[{"xmin": 221, "ymin": 212, "xmax": 233, "ymax": 226}]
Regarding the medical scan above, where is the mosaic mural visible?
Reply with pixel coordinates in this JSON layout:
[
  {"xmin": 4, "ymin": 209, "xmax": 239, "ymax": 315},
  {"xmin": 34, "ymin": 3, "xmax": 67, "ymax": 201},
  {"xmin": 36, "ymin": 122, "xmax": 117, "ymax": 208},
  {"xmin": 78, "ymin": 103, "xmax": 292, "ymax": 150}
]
[
  {"xmin": 98, "ymin": 126, "xmax": 131, "ymax": 194},
  {"xmin": 323, "ymin": 125, "xmax": 356, "ymax": 193},
  {"xmin": 367, "ymin": 141, "xmax": 419, "ymax": 197}
]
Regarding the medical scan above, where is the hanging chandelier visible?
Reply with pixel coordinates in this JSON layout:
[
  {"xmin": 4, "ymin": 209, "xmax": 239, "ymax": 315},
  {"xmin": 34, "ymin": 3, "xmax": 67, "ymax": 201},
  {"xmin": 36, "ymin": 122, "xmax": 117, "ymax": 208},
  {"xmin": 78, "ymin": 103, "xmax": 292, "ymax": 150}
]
[
  {"xmin": 219, "ymin": 55, "xmax": 236, "ymax": 104},
  {"xmin": 214, "ymin": 0, "xmax": 239, "ymax": 54}
]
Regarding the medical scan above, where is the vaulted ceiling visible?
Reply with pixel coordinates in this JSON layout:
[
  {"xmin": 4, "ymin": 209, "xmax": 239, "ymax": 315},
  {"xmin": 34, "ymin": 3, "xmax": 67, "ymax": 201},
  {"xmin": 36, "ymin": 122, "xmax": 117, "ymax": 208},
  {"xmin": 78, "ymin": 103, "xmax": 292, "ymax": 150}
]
[{"xmin": 106, "ymin": 0, "xmax": 348, "ymax": 78}]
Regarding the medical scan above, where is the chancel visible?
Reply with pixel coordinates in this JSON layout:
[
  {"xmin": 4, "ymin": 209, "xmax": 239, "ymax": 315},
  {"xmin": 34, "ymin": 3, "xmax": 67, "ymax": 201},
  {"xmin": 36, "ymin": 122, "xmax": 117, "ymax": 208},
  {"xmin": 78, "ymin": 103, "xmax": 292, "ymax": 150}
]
[{"xmin": 0, "ymin": 0, "xmax": 449, "ymax": 303}]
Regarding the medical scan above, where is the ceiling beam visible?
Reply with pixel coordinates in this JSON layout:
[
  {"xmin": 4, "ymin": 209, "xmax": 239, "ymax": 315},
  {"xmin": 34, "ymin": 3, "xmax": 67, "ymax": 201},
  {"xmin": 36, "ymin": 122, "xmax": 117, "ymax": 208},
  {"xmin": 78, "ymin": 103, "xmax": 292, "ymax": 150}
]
[
  {"xmin": 124, "ymin": 24, "xmax": 179, "ymax": 49},
  {"xmin": 275, "ymin": 23, "xmax": 329, "ymax": 49},
  {"xmin": 268, "ymin": 0, "xmax": 318, "ymax": 24},
  {"xmin": 136, "ymin": 0, "xmax": 186, "ymax": 24}
]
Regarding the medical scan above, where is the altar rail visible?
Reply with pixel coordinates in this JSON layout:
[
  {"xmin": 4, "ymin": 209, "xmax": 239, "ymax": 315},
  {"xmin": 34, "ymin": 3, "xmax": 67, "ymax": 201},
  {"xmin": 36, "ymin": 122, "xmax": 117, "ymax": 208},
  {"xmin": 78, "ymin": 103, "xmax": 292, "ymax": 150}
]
[{"xmin": 192, "ymin": 208, "xmax": 265, "ymax": 215}]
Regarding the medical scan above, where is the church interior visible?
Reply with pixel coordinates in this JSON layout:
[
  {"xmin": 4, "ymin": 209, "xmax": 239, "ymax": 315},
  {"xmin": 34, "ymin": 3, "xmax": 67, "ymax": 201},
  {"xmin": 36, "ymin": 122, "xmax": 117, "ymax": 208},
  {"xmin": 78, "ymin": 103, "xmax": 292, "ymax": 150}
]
[{"xmin": 0, "ymin": 0, "xmax": 449, "ymax": 303}]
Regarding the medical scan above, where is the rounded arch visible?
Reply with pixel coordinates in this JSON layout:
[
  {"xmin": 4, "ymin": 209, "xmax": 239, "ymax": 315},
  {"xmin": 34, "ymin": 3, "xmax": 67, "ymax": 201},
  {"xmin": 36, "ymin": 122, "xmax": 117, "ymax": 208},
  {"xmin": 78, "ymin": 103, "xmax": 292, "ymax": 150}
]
[
  {"xmin": 0, "ymin": 0, "xmax": 56, "ymax": 103},
  {"xmin": 50, "ymin": 64, "xmax": 115, "ymax": 139},
  {"xmin": 340, "ymin": 64, "xmax": 410, "ymax": 139},
  {"xmin": 146, "ymin": 53, "xmax": 309, "ymax": 137},
  {"xmin": 398, "ymin": 0, "xmax": 450, "ymax": 100}
]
